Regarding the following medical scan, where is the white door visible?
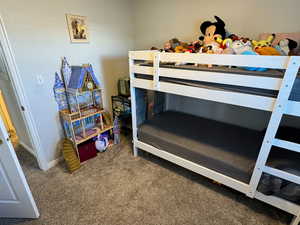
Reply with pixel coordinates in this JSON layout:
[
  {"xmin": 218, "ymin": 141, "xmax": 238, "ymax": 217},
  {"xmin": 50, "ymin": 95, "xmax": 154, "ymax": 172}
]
[{"xmin": 0, "ymin": 115, "xmax": 39, "ymax": 218}]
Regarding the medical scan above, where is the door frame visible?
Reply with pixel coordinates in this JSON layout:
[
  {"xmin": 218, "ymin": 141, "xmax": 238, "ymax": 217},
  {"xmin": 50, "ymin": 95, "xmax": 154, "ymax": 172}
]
[{"xmin": 0, "ymin": 15, "xmax": 48, "ymax": 170}]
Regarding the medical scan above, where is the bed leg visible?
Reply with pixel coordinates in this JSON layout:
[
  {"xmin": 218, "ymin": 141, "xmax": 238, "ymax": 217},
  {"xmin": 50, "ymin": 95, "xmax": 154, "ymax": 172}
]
[
  {"xmin": 133, "ymin": 143, "xmax": 138, "ymax": 157},
  {"xmin": 291, "ymin": 214, "xmax": 300, "ymax": 225}
]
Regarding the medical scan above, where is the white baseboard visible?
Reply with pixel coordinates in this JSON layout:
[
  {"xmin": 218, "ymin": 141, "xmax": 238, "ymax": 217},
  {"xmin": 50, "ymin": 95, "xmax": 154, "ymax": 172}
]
[
  {"xmin": 19, "ymin": 141, "xmax": 36, "ymax": 157},
  {"xmin": 20, "ymin": 141, "xmax": 63, "ymax": 170},
  {"xmin": 46, "ymin": 157, "xmax": 63, "ymax": 170}
]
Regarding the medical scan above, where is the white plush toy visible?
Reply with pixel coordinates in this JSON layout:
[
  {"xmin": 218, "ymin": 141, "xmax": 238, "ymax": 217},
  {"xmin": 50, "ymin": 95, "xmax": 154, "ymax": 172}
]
[{"xmin": 95, "ymin": 134, "xmax": 109, "ymax": 152}]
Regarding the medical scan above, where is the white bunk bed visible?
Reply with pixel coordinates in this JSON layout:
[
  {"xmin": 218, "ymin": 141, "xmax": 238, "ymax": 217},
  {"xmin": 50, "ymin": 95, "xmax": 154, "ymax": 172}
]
[{"xmin": 129, "ymin": 50, "xmax": 300, "ymax": 225}]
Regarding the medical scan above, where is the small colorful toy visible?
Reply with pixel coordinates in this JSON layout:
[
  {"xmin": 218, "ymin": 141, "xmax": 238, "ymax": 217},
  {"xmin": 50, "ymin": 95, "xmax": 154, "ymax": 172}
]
[{"xmin": 252, "ymin": 34, "xmax": 275, "ymax": 49}]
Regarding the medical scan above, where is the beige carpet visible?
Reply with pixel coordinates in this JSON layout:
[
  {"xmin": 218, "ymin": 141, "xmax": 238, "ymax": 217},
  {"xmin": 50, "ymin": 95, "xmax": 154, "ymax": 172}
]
[{"xmin": 0, "ymin": 137, "xmax": 292, "ymax": 225}]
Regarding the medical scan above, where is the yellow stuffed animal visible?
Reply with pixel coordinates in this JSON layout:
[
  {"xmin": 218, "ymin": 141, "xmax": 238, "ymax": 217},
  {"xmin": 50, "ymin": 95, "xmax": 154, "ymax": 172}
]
[{"xmin": 252, "ymin": 34, "xmax": 275, "ymax": 49}]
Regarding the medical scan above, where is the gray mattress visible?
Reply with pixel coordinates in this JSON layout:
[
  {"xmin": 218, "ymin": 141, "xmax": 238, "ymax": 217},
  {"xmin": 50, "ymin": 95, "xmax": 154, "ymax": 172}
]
[
  {"xmin": 138, "ymin": 111, "xmax": 264, "ymax": 183},
  {"xmin": 137, "ymin": 63, "xmax": 300, "ymax": 101}
]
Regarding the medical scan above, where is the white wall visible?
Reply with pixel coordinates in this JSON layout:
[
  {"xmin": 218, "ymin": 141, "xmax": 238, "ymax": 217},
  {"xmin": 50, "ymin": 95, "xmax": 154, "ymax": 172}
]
[
  {"xmin": 134, "ymin": 0, "xmax": 300, "ymax": 50},
  {"xmin": 0, "ymin": 0, "xmax": 134, "ymax": 163},
  {"xmin": 133, "ymin": 0, "xmax": 300, "ymax": 130}
]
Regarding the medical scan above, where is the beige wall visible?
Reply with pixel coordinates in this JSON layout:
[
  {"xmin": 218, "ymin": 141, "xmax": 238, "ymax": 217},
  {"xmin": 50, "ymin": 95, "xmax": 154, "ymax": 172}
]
[
  {"xmin": 0, "ymin": 0, "xmax": 134, "ymax": 163},
  {"xmin": 133, "ymin": 0, "xmax": 300, "ymax": 130},
  {"xmin": 134, "ymin": 0, "xmax": 300, "ymax": 50}
]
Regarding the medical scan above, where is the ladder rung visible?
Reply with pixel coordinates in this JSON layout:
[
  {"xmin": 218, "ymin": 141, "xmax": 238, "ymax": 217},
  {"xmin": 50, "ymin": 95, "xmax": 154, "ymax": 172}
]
[
  {"xmin": 264, "ymin": 166, "xmax": 300, "ymax": 185},
  {"xmin": 273, "ymin": 138, "xmax": 300, "ymax": 153}
]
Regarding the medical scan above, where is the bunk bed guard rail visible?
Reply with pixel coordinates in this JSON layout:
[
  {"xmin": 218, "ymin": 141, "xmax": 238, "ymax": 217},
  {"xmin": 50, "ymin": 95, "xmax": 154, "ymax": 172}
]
[{"xmin": 129, "ymin": 51, "xmax": 300, "ymax": 115}]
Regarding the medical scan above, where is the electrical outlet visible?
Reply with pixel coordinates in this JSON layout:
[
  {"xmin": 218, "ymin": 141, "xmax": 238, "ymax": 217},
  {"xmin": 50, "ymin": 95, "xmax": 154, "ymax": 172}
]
[{"xmin": 36, "ymin": 74, "xmax": 44, "ymax": 85}]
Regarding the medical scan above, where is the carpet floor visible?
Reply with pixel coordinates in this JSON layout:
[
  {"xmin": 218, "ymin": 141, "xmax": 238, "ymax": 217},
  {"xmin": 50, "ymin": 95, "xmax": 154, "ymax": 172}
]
[{"xmin": 0, "ymin": 136, "xmax": 293, "ymax": 225}]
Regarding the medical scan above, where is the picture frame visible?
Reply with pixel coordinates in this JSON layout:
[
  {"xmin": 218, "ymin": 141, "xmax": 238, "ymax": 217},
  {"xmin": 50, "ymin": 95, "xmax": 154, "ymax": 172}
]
[{"xmin": 66, "ymin": 14, "xmax": 89, "ymax": 43}]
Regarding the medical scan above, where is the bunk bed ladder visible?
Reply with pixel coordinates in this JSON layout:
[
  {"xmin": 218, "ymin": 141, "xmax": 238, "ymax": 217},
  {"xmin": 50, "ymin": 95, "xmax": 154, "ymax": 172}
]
[{"xmin": 249, "ymin": 56, "xmax": 300, "ymax": 225}]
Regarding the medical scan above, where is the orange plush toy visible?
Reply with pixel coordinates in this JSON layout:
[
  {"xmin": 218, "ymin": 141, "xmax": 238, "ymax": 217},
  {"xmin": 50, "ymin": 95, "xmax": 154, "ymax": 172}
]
[{"xmin": 255, "ymin": 47, "xmax": 281, "ymax": 56}]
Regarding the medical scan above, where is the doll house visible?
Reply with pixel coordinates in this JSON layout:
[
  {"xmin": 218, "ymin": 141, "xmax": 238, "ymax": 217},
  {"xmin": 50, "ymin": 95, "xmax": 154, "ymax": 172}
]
[{"xmin": 59, "ymin": 63, "xmax": 112, "ymax": 163}]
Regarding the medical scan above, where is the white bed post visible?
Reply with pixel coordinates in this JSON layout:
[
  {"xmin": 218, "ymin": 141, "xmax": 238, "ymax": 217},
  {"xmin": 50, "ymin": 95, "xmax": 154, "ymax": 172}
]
[
  {"xmin": 291, "ymin": 213, "xmax": 300, "ymax": 225},
  {"xmin": 129, "ymin": 52, "xmax": 138, "ymax": 156},
  {"xmin": 248, "ymin": 56, "xmax": 300, "ymax": 198},
  {"xmin": 153, "ymin": 51, "xmax": 160, "ymax": 90}
]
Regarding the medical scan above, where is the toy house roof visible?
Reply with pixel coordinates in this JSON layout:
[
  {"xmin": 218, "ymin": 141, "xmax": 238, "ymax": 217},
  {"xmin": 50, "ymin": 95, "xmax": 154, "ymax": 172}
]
[{"xmin": 67, "ymin": 65, "xmax": 100, "ymax": 90}]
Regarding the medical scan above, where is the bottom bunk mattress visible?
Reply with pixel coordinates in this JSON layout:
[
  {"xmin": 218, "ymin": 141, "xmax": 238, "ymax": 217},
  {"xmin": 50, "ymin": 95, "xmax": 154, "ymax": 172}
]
[
  {"xmin": 138, "ymin": 110, "xmax": 300, "ymax": 202},
  {"xmin": 138, "ymin": 110, "xmax": 264, "ymax": 183}
]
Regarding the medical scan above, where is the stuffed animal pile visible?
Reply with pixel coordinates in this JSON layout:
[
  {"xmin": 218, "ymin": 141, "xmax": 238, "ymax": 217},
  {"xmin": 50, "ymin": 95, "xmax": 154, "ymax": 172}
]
[{"xmin": 151, "ymin": 16, "xmax": 298, "ymax": 60}]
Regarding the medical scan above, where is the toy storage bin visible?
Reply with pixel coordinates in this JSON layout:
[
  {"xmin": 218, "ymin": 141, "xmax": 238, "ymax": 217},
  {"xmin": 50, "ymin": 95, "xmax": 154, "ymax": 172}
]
[{"xmin": 77, "ymin": 139, "xmax": 98, "ymax": 163}]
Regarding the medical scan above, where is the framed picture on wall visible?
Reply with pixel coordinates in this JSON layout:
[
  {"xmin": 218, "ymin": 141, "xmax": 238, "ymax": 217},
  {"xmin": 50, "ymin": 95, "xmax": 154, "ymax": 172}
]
[{"xmin": 66, "ymin": 14, "xmax": 89, "ymax": 43}]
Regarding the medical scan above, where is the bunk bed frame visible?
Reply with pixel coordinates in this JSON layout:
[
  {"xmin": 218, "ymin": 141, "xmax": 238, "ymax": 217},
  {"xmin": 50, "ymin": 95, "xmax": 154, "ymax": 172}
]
[{"xmin": 129, "ymin": 50, "xmax": 300, "ymax": 225}]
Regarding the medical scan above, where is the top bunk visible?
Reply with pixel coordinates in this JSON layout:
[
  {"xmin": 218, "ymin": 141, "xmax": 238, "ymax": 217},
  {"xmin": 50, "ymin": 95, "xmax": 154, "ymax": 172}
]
[{"xmin": 129, "ymin": 51, "xmax": 300, "ymax": 116}]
